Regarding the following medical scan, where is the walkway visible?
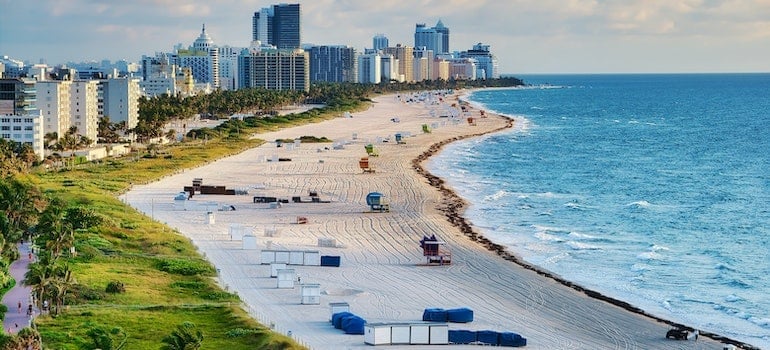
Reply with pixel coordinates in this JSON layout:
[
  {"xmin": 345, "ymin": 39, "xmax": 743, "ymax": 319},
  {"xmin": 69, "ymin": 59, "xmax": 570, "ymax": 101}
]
[{"xmin": 1, "ymin": 242, "xmax": 36, "ymax": 334}]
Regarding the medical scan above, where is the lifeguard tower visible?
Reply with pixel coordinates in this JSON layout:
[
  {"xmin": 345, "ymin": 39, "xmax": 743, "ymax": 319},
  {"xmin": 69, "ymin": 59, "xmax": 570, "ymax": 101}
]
[
  {"xmin": 365, "ymin": 192, "xmax": 390, "ymax": 212},
  {"xmin": 359, "ymin": 157, "xmax": 375, "ymax": 173},
  {"xmin": 395, "ymin": 133, "xmax": 406, "ymax": 144},
  {"xmin": 422, "ymin": 124, "xmax": 431, "ymax": 133},
  {"xmin": 365, "ymin": 144, "xmax": 379, "ymax": 157},
  {"xmin": 420, "ymin": 235, "xmax": 451, "ymax": 265},
  {"xmin": 467, "ymin": 117, "xmax": 476, "ymax": 126}
]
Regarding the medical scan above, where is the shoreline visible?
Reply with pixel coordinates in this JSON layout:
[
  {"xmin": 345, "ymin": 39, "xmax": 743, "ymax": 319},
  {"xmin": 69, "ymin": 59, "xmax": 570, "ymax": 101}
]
[
  {"xmin": 125, "ymin": 91, "xmax": 740, "ymax": 349},
  {"xmin": 411, "ymin": 96, "xmax": 756, "ymax": 350}
]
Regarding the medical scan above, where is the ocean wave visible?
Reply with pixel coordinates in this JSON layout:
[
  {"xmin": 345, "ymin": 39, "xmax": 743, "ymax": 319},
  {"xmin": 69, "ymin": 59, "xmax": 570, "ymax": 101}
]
[
  {"xmin": 568, "ymin": 231, "xmax": 600, "ymax": 240},
  {"xmin": 534, "ymin": 231, "xmax": 564, "ymax": 243},
  {"xmin": 626, "ymin": 200, "xmax": 652, "ymax": 208},
  {"xmin": 484, "ymin": 190, "xmax": 508, "ymax": 202},
  {"xmin": 564, "ymin": 201, "xmax": 588, "ymax": 210},
  {"xmin": 724, "ymin": 294, "xmax": 744, "ymax": 302},
  {"xmin": 650, "ymin": 244, "xmax": 669, "ymax": 252},
  {"xmin": 637, "ymin": 251, "xmax": 663, "ymax": 260},
  {"xmin": 567, "ymin": 241, "xmax": 602, "ymax": 250}
]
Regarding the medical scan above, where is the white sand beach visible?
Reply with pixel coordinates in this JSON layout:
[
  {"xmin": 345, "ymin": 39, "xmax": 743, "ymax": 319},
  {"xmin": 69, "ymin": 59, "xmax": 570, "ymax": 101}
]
[{"xmin": 124, "ymin": 92, "xmax": 728, "ymax": 349}]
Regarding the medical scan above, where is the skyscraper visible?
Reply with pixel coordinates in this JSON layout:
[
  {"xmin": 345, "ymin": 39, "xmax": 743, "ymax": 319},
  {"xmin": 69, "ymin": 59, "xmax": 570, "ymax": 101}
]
[
  {"xmin": 373, "ymin": 34, "xmax": 389, "ymax": 52},
  {"xmin": 252, "ymin": 4, "xmax": 301, "ymax": 49},
  {"xmin": 308, "ymin": 45, "xmax": 357, "ymax": 83},
  {"xmin": 238, "ymin": 46, "xmax": 309, "ymax": 92},
  {"xmin": 414, "ymin": 20, "xmax": 449, "ymax": 55},
  {"xmin": 434, "ymin": 20, "xmax": 450, "ymax": 54},
  {"xmin": 382, "ymin": 45, "xmax": 414, "ymax": 82}
]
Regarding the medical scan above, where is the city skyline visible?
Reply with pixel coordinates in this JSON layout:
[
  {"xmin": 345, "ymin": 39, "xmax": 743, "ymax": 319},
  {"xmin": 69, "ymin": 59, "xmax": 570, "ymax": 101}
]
[{"xmin": 1, "ymin": 0, "xmax": 770, "ymax": 74}]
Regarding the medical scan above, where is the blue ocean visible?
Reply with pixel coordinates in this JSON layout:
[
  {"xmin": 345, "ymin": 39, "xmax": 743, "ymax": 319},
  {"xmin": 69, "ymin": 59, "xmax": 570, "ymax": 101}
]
[{"xmin": 428, "ymin": 74, "xmax": 770, "ymax": 348}]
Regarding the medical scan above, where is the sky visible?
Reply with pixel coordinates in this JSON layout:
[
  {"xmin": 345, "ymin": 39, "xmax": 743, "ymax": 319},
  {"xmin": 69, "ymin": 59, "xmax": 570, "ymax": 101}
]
[{"xmin": 1, "ymin": 0, "xmax": 770, "ymax": 74}]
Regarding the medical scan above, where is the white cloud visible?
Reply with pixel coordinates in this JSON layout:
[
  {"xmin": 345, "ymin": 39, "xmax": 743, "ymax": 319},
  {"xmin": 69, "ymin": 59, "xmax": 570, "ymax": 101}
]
[{"xmin": 1, "ymin": 0, "xmax": 769, "ymax": 72}]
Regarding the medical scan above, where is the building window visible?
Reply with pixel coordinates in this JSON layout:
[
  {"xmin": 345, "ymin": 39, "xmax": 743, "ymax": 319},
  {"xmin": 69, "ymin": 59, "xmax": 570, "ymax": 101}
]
[
  {"xmin": 13, "ymin": 126, "xmax": 21, "ymax": 131},
  {"xmin": 1, "ymin": 126, "xmax": 8, "ymax": 131},
  {"xmin": 0, "ymin": 118, "xmax": 9, "ymax": 123},
  {"xmin": 1, "ymin": 134, "xmax": 10, "ymax": 138},
  {"xmin": 13, "ymin": 118, "xmax": 22, "ymax": 123},
  {"xmin": 24, "ymin": 126, "xmax": 32, "ymax": 131},
  {"xmin": 24, "ymin": 118, "xmax": 32, "ymax": 123}
]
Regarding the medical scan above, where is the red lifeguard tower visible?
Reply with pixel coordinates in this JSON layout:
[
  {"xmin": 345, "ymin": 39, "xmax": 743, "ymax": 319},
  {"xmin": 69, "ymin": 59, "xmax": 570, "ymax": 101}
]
[{"xmin": 420, "ymin": 235, "xmax": 451, "ymax": 265}]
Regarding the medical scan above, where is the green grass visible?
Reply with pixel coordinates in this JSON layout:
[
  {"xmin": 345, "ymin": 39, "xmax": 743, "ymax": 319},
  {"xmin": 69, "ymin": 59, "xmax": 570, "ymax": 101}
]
[{"xmin": 18, "ymin": 102, "xmax": 370, "ymax": 349}]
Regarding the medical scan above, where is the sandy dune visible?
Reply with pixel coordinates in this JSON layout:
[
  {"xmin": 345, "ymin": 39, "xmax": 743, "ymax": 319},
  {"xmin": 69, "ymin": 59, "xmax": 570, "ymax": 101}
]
[{"xmin": 124, "ymin": 92, "xmax": 728, "ymax": 349}]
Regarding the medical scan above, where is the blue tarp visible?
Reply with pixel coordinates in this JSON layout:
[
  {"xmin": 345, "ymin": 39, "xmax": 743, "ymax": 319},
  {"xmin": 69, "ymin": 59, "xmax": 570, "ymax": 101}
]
[
  {"xmin": 342, "ymin": 315, "xmax": 366, "ymax": 334},
  {"xmin": 448, "ymin": 330, "xmax": 477, "ymax": 344},
  {"xmin": 320, "ymin": 255, "xmax": 341, "ymax": 267},
  {"xmin": 446, "ymin": 307, "xmax": 474, "ymax": 323},
  {"xmin": 476, "ymin": 330, "xmax": 500, "ymax": 345},
  {"xmin": 499, "ymin": 332, "xmax": 527, "ymax": 347},
  {"xmin": 422, "ymin": 308, "xmax": 448, "ymax": 322},
  {"xmin": 332, "ymin": 312, "xmax": 354, "ymax": 329}
]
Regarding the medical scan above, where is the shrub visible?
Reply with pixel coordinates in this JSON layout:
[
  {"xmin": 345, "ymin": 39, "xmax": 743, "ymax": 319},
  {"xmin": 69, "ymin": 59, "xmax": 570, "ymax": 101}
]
[
  {"xmin": 105, "ymin": 281, "xmax": 125, "ymax": 294},
  {"xmin": 155, "ymin": 258, "xmax": 214, "ymax": 276}
]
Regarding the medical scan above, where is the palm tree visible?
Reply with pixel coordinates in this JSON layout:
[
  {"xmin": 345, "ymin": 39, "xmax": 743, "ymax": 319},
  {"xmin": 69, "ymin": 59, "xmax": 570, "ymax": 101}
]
[
  {"xmin": 36, "ymin": 197, "xmax": 74, "ymax": 260},
  {"xmin": 0, "ymin": 179, "xmax": 41, "ymax": 247},
  {"xmin": 46, "ymin": 264, "xmax": 75, "ymax": 316},
  {"xmin": 160, "ymin": 322, "xmax": 204, "ymax": 350}
]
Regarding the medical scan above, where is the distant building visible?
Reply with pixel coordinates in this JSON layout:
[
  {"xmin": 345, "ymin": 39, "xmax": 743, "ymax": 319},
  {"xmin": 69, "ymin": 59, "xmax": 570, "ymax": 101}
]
[
  {"xmin": 414, "ymin": 23, "xmax": 443, "ymax": 57},
  {"xmin": 357, "ymin": 52, "xmax": 381, "ymax": 84},
  {"xmin": 177, "ymin": 24, "xmax": 220, "ymax": 89},
  {"xmin": 0, "ymin": 78, "xmax": 44, "ymax": 159},
  {"xmin": 382, "ymin": 45, "xmax": 414, "ymax": 82},
  {"xmin": 379, "ymin": 54, "xmax": 399, "ymax": 82},
  {"xmin": 308, "ymin": 45, "xmax": 357, "ymax": 83},
  {"xmin": 70, "ymin": 80, "xmax": 99, "ymax": 143},
  {"xmin": 445, "ymin": 58, "xmax": 478, "ymax": 80},
  {"xmin": 100, "ymin": 77, "xmax": 141, "ymax": 131},
  {"xmin": 238, "ymin": 44, "xmax": 309, "ymax": 92},
  {"xmin": 433, "ymin": 58, "xmax": 450, "ymax": 81},
  {"xmin": 434, "ymin": 20, "xmax": 450, "ymax": 54},
  {"xmin": 37, "ymin": 80, "xmax": 72, "ymax": 139},
  {"xmin": 459, "ymin": 43, "xmax": 499, "ymax": 79},
  {"xmin": 37, "ymin": 79, "xmax": 100, "ymax": 145},
  {"xmin": 0, "ymin": 56, "xmax": 25, "ymax": 78},
  {"xmin": 253, "ymin": 3, "xmax": 301, "ymax": 50},
  {"xmin": 413, "ymin": 47, "xmax": 434, "ymax": 82},
  {"xmin": 373, "ymin": 34, "xmax": 389, "ymax": 52},
  {"xmin": 218, "ymin": 46, "xmax": 242, "ymax": 90}
]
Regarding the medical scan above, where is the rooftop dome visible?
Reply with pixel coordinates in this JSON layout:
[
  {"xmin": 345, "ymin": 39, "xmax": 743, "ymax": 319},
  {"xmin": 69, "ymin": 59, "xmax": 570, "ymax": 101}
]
[{"xmin": 193, "ymin": 24, "xmax": 214, "ymax": 51}]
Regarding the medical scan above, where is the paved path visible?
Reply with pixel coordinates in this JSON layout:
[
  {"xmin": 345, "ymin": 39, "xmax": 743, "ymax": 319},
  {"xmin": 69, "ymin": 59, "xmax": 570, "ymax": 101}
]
[{"xmin": 2, "ymin": 242, "xmax": 36, "ymax": 334}]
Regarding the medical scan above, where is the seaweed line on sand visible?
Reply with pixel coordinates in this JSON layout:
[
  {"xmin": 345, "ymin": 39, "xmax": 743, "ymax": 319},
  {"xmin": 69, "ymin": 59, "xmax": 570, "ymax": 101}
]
[{"xmin": 411, "ymin": 115, "xmax": 758, "ymax": 350}]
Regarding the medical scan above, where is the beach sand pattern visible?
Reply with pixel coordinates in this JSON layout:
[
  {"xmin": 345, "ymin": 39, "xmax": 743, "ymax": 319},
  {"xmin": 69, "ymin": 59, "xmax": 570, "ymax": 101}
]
[{"xmin": 124, "ymin": 93, "xmax": 729, "ymax": 349}]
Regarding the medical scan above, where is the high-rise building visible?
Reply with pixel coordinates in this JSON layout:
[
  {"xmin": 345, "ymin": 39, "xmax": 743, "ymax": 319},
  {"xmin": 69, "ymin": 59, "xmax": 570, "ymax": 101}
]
[
  {"xmin": 434, "ymin": 20, "xmax": 450, "ymax": 54},
  {"xmin": 373, "ymin": 34, "xmax": 389, "ymax": 52},
  {"xmin": 414, "ymin": 24, "xmax": 442, "ymax": 56},
  {"xmin": 253, "ymin": 4, "xmax": 301, "ymax": 49},
  {"xmin": 218, "ymin": 46, "xmax": 241, "ymax": 90},
  {"xmin": 252, "ymin": 8, "xmax": 272, "ymax": 44},
  {"xmin": 37, "ymin": 80, "xmax": 72, "ymax": 139},
  {"xmin": 0, "ymin": 78, "xmax": 44, "ymax": 159},
  {"xmin": 100, "ymin": 78, "xmax": 141, "ymax": 131},
  {"xmin": 413, "ymin": 47, "xmax": 434, "ymax": 82},
  {"xmin": 380, "ymin": 54, "xmax": 399, "ymax": 82},
  {"xmin": 238, "ymin": 45, "xmax": 309, "ymax": 92},
  {"xmin": 70, "ymin": 80, "xmax": 99, "ymax": 143},
  {"xmin": 308, "ymin": 45, "xmax": 357, "ymax": 83},
  {"xmin": 459, "ymin": 43, "xmax": 499, "ymax": 79},
  {"xmin": 357, "ymin": 52, "xmax": 381, "ymax": 84},
  {"xmin": 382, "ymin": 45, "xmax": 414, "ymax": 82},
  {"xmin": 177, "ymin": 25, "xmax": 220, "ymax": 89}
]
